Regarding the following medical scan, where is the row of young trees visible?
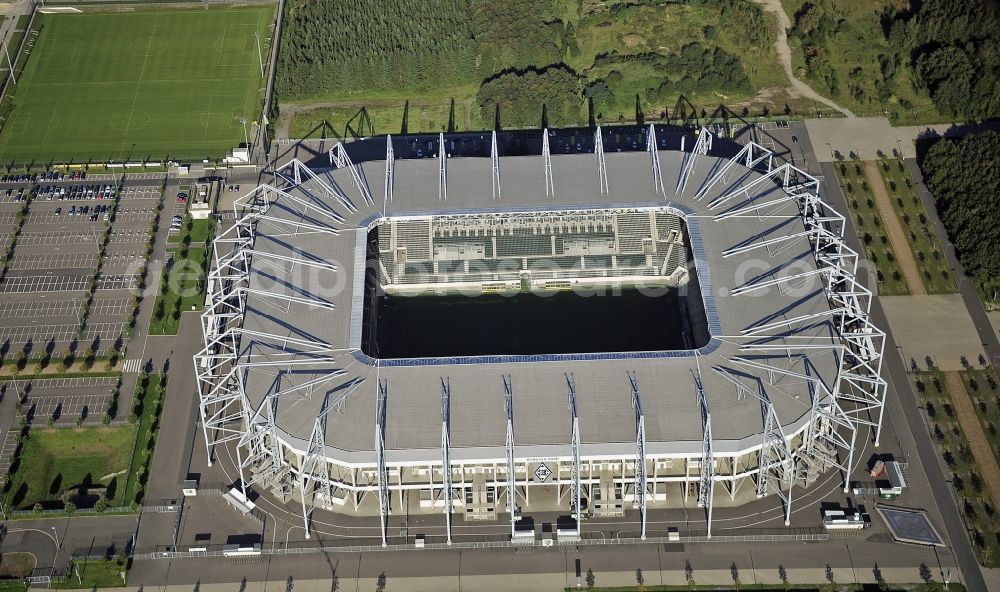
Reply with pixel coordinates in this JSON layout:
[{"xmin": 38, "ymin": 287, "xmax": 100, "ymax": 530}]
[{"xmin": 920, "ymin": 132, "xmax": 1000, "ymax": 300}]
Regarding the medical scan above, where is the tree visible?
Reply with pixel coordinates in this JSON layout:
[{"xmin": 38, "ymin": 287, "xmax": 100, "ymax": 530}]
[
  {"xmin": 64, "ymin": 501, "xmax": 76, "ymax": 514},
  {"xmin": 95, "ymin": 498, "xmax": 108, "ymax": 513},
  {"xmin": 585, "ymin": 568, "xmax": 596, "ymax": 590},
  {"xmin": 922, "ymin": 132, "xmax": 1000, "ymax": 300}
]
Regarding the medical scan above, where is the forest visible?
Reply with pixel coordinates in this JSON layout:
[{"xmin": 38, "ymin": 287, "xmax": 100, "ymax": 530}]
[
  {"xmin": 276, "ymin": 0, "xmax": 477, "ymax": 100},
  {"xmin": 786, "ymin": 0, "xmax": 999, "ymax": 121},
  {"xmin": 277, "ymin": 0, "xmax": 782, "ymax": 135},
  {"xmin": 920, "ymin": 132, "xmax": 1000, "ymax": 301}
]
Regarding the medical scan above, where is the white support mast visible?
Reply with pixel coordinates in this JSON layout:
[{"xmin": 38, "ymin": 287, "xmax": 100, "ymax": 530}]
[
  {"xmin": 695, "ymin": 365, "xmax": 714, "ymax": 538},
  {"xmin": 438, "ymin": 132, "xmax": 448, "ymax": 201},
  {"xmin": 542, "ymin": 129, "xmax": 554, "ymax": 197},
  {"xmin": 503, "ymin": 375, "xmax": 517, "ymax": 537},
  {"xmin": 628, "ymin": 371, "xmax": 647, "ymax": 540},
  {"xmin": 714, "ymin": 367, "xmax": 795, "ymax": 525},
  {"xmin": 646, "ymin": 124, "xmax": 664, "ymax": 196},
  {"xmin": 566, "ymin": 373, "xmax": 582, "ymax": 534},
  {"xmin": 676, "ymin": 126, "xmax": 713, "ymax": 196},
  {"xmin": 376, "ymin": 379, "xmax": 390, "ymax": 547},
  {"xmin": 491, "ymin": 130, "xmax": 500, "ymax": 199},
  {"xmin": 595, "ymin": 126, "xmax": 609, "ymax": 194},
  {"xmin": 328, "ymin": 142, "xmax": 375, "ymax": 206},
  {"xmin": 710, "ymin": 162, "xmax": 887, "ymax": 489},
  {"xmin": 384, "ymin": 135, "xmax": 394, "ymax": 208},
  {"xmin": 441, "ymin": 378, "xmax": 453, "ymax": 545},
  {"xmin": 299, "ymin": 396, "xmax": 334, "ymax": 539},
  {"xmin": 694, "ymin": 141, "xmax": 773, "ymax": 200}
]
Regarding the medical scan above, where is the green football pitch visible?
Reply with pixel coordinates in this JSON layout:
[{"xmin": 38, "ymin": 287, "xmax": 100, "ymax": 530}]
[{"xmin": 0, "ymin": 8, "xmax": 274, "ymax": 165}]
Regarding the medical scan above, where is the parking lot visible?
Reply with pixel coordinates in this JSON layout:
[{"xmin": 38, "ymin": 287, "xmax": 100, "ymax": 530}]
[
  {"xmin": 0, "ymin": 176, "xmax": 164, "ymax": 359},
  {"xmin": 2, "ymin": 376, "xmax": 122, "ymax": 426}
]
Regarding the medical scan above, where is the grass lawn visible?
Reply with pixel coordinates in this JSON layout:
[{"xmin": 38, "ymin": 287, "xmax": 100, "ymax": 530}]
[
  {"xmin": 0, "ymin": 7, "xmax": 274, "ymax": 165},
  {"xmin": 960, "ymin": 367, "xmax": 1000, "ymax": 464},
  {"xmin": 0, "ymin": 552, "xmax": 35, "ymax": 579},
  {"xmin": 874, "ymin": 159, "xmax": 957, "ymax": 294},
  {"xmin": 292, "ymin": 99, "xmax": 482, "ymax": 140},
  {"xmin": 167, "ymin": 216, "xmax": 214, "ymax": 244},
  {"xmin": 149, "ymin": 246, "xmax": 208, "ymax": 335},
  {"xmin": 122, "ymin": 373, "xmax": 164, "ymax": 505},
  {"xmin": 53, "ymin": 558, "xmax": 128, "ymax": 589},
  {"xmin": 834, "ymin": 160, "xmax": 910, "ymax": 295},
  {"xmin": 913, "ymin": 370, "xmax": 1000, "ymax": 567},
  {"xmin": 153, "ymin": 215, "xmax": 214, "ymax": 334},
  {"xmin": 6, "ymin": 425, "xmax": 134, "ymax": 510}
]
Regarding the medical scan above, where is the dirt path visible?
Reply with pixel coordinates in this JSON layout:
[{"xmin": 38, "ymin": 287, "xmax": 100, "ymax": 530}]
[
  {"xmin": 864, "ymin": 160, "xmax": 926, "ymax": 295},
  {"xmin": 944, "ymin": 371, "xmax": 1000, "ymax": 509},
  {"xmin": 751, "ymin": 0, "xmax": 856, "ymax": 118}
]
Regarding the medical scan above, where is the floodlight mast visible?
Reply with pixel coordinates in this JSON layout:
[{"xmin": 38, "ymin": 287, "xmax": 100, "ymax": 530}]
[{"xmin": 254, "ymin": 31, "xmax": 264, "ymax": 79}]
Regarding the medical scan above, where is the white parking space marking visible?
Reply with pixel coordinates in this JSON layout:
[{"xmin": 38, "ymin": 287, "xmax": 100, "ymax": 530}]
[
  {"xmin": 17, "ymin": 231, "xmax": 101, "ymax": 246},
  {"xmin": 8, "ymin": 251, "xmax": 97, "ymax": 271},
  {"xmin": 0, "ymin": 274, "xmax": 90, "ymax": 293},
  {"xmin": 90, "ymin": 297, "xmax": 132, "ymax": 317},
  {"xmin": 103, "ymin": 250, "xmax": 145, "ymax": 270},
  {"xmin": 0, "ymin": 321, "xmax": 124, "ymax": 343},
  {"xmin": 0, "ymin": 297, "xmax": 131, "ymax": 320},
  {"xmin": 0, "ymin": 299, "xmax": 82, "ymax": 319},
  {"xmin": 4, "ymin": 376, "xmax": 119, "ymax": 388},
  {"xmin": 28, "ymin": 393, "xmax": 111, "ymax": 423},
  {"xmin": 0, "ymin": 431, "xmax": 18, "ymax": 485},
  {"xmin": 97, "ymin": 274, "xmax": 138, "ymax": 290},
  {"xmin": 110, "ymin": 228, "xmax": 150, "ymax": 244}
]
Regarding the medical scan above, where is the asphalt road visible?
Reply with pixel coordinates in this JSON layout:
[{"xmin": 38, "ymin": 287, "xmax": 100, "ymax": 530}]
[
  {"xmin": 904, "ymin": 158, "xmax": 1000, "ymax": 367},
  {"xmin": 814, "ymin": 157, "xmax": 986, "ymax": 591}
]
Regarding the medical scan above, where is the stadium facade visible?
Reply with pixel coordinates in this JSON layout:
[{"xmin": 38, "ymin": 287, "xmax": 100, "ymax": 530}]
[{"xmin": 195, "ymin": 126, "xmax": 887, "ymax": 545}]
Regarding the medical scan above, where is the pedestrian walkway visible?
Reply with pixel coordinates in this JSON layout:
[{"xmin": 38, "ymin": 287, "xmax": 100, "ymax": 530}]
[
  {"xmin": 944, "ymin": 371, "xmax": 1000, "ymax": 512},
  {"xmin": 114, "ymin": 566, "xmax": 947, "ymax": 592},
  {"xmin": 864, "ymin": 160, "xmax": 925, "ymax": 295}
]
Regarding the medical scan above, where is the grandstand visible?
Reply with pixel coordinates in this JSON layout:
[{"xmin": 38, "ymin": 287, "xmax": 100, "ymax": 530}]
[{"xmin": 196, "ymin": 127, "xmax": 887, "ymax": 545}]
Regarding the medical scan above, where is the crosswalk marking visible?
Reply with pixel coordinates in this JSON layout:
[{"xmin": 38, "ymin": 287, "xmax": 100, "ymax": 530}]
[{"xmin": 123, "ymin": 358, "xmax": 143, "ymax": 373}]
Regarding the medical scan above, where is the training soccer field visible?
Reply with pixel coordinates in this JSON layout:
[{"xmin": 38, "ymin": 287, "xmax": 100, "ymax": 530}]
[{"xmin": 0, "ymin": 7, "xmax": 274, "ymax": 165}]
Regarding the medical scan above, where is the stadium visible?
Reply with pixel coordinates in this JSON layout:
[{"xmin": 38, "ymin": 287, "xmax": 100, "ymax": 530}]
[{"xmin": 195, "ymin": 126, "xmax": 887, "ymax": 546}]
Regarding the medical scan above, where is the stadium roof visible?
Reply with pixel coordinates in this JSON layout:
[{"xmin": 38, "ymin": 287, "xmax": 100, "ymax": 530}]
[{"xmin": 232, "ymin": 141, "xmax": 840, "ymax": 465}]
